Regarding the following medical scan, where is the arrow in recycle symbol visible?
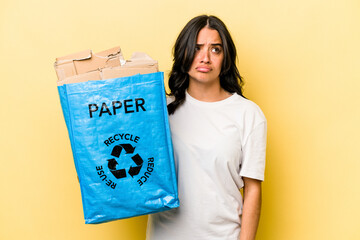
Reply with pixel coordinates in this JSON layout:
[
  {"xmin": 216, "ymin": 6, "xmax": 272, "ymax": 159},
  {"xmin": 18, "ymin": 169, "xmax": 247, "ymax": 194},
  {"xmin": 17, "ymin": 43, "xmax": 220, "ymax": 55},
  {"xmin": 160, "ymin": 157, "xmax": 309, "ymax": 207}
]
[{"xmin": 107, "ymin": 143, "xmax": 143, "ymax": 179}]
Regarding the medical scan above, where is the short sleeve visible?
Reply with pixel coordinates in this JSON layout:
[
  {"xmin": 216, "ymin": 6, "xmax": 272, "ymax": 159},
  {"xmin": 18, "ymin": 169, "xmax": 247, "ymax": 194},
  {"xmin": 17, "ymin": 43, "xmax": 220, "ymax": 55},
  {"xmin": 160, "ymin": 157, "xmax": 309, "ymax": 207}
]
[{"xmin": 239, "ymin": 121, "xmax": 267, "ymax": 181}]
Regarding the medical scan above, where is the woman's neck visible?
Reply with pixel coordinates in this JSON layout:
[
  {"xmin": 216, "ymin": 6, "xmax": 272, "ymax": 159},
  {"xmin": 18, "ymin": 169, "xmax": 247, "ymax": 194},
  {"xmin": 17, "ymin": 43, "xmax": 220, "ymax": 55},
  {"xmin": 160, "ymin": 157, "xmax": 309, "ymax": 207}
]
[{"xmin": 187, "ymin": 81, "xmax": 231, "ymax": 102}]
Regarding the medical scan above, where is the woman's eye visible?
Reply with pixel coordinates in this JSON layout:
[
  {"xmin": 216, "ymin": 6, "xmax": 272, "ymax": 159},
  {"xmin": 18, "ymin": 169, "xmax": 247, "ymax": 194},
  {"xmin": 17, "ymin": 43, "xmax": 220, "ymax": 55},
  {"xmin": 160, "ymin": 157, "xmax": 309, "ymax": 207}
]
[
  {"xmin": 195, "ymin": 46, "xmax": 200, "ymax": 51},
  {"xmin": 211, "ymin": 47, "xmax": 221, "ymax": 54}
]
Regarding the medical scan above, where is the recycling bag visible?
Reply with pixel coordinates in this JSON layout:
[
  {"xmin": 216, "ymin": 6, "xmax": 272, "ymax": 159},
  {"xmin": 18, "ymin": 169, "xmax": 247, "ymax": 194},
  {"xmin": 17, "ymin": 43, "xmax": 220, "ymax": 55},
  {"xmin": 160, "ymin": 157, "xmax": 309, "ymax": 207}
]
[{"xmin": 58, "ymin": 71, "xmax": 179, "ymax": 224}]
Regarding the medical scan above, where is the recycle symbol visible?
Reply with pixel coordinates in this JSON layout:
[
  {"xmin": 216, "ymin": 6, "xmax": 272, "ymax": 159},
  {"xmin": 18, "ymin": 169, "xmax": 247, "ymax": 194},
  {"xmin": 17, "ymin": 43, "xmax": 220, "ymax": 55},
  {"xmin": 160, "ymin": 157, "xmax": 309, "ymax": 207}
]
[{"xmin": 107, "ymin": 143, "xmax": 143, "ymax": 179}]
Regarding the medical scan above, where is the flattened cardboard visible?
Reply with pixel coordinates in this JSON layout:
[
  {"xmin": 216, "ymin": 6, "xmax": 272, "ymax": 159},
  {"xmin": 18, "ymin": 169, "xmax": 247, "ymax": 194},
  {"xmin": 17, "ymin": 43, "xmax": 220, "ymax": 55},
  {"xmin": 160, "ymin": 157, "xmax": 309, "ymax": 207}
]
[{"xmin": 54, "ymin": 46, "xmax": 158, "ymax": 86}]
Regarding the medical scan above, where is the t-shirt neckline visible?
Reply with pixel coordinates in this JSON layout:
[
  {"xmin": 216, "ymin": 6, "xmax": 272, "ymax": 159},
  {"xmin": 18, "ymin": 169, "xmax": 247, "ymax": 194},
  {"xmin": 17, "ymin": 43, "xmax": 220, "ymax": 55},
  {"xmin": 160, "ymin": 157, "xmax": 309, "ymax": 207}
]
[{"xmin": 185, "ymin": 90, "xmax": 237, "ymax": 107}]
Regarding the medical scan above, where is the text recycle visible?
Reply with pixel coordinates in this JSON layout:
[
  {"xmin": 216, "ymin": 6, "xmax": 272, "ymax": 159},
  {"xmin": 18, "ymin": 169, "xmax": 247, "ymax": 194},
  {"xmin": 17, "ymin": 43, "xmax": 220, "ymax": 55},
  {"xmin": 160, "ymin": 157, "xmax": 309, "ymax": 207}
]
[{"xmin": 98, "ymin": 133, "xmax": 155, "ymax": 188}]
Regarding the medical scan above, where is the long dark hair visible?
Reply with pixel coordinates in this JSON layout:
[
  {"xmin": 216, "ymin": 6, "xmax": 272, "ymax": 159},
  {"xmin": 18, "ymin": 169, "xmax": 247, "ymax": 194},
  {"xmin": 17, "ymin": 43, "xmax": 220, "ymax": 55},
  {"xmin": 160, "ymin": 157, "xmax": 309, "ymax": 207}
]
[{"xmin": 167, "ymin": 15, "xmax": 245, "ymax": 114}]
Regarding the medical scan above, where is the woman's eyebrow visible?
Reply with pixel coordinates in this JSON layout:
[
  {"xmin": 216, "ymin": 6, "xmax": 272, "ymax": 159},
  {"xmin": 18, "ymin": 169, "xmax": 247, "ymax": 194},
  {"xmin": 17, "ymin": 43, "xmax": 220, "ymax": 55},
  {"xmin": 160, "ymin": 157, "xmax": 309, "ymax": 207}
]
[{"xmin": 195, "ymin": 43, "xmax": 223, "ymax": 46}]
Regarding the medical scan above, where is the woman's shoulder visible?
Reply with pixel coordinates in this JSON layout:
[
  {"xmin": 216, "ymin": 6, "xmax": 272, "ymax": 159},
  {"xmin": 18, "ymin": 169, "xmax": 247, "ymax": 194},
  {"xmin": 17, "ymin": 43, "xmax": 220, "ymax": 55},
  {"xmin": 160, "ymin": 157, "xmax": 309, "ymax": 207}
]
[{"xmin": 231, "ymin": 94, "xmax": 266, "ymax": 122}]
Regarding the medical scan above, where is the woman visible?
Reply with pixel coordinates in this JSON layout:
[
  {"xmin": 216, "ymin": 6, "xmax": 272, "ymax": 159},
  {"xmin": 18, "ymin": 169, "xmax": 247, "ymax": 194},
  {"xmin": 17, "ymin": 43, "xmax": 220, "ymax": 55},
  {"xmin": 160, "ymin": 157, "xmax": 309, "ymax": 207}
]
[{"xmin": 147, "ymin": 15, "xmax": 267, "ymax": 240}]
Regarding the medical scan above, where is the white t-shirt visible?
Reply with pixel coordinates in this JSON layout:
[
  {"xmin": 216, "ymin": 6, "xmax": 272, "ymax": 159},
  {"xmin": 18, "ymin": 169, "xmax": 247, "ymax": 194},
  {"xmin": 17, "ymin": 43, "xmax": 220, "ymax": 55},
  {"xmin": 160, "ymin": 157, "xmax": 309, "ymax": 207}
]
[{"xmin": 146, "ymin": 91, "xmax": 267, "ymax": 240}]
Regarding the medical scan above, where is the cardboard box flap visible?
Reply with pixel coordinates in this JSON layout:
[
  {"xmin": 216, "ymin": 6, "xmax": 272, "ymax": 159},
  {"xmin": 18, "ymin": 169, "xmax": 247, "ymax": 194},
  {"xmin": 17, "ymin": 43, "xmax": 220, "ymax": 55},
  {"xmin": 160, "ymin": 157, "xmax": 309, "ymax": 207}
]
[
  {"xmin": 125, "ymin": 52, "xmax": 158, "ymax": 67},
  {"xmin": 95, "ymin": 46, "xmax": 122, "ymax": 58},
  {"xmin": 55, "ymin": 46, "xmax": 158, "ymax": 86},
  {"xmin": 130, "ymin": 52, "xmax": 155, "ymax": 61},
  {"xmin": 102, "ymin": 66, "xmax": 158, "ymax": 80},
  {"xmin": 56, "ymin": 49, "xmax": 92, "ymax": 62},
  {"xmin": 54, "ymin": 47, "xmax": 123, "ymax": 81},
  {"xmin": 58, "ymin": 71, "xmax": 102, "ymax": 86},
  {"xmin": 73, "ymin": 48, "xmax": 122, "ymax": 75}
]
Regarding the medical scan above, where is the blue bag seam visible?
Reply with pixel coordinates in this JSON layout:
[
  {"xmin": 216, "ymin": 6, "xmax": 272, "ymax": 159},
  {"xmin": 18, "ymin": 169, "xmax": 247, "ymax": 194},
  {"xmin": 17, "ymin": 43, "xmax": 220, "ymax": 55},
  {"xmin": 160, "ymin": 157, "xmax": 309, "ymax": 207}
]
[
  {"xmin": 159, "ymin": 72, "xmax": 179, "ymax": 204},
  {"xmin": 64, "ymin": 84, "xmax": 88, "ymax": 222}
]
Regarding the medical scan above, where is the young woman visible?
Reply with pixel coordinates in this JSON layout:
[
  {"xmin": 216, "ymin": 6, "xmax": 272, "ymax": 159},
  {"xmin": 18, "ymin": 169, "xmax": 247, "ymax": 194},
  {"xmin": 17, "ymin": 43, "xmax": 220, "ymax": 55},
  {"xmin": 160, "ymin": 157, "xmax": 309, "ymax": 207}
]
[{"xmin": 147, "ymin": 15, "xmax": 267, "ymax": 240}]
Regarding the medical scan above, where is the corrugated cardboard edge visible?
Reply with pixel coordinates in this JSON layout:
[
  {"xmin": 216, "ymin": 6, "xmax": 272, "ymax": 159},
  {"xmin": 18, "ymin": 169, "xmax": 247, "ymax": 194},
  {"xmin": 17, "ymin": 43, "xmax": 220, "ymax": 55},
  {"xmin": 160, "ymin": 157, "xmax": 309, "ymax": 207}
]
[
  {"xmin": 54, "ymin": 46, "xmax": 123, "ymax": 83},
  {"xmin": 54, "ymin": 47, "xmax": 158, "ymax": 86}
]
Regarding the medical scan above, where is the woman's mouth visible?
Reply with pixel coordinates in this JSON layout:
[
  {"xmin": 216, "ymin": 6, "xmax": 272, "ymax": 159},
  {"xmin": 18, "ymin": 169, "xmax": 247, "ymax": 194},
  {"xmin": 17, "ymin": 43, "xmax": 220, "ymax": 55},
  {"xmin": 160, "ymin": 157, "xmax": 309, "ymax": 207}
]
[{"xmin": 196, "ymin": 66, "xmax": 211, "ymax": 73}]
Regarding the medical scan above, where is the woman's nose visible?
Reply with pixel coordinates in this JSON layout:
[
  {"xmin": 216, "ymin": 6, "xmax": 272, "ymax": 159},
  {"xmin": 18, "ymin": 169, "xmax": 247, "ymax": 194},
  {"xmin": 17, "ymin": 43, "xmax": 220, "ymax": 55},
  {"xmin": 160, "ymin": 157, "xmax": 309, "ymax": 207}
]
[{"xmin": 199, "ymin": 49, "xmax": 210, "ymax": 63}]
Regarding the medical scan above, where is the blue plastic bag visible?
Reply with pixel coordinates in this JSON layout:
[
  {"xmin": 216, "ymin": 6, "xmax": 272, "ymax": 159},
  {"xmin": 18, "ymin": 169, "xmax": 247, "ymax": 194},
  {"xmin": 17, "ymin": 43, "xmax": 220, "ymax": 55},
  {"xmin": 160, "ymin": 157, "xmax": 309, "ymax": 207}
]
[{"xmin": 58, "ymin": 72, "xmax": 179, "ymax": 224}]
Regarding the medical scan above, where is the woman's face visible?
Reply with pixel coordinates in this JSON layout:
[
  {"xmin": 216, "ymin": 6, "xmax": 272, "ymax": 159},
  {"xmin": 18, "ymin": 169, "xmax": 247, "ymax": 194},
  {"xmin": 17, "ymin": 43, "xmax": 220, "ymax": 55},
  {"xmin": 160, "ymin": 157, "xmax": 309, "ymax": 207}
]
[{"xmin": 188, "ymin": 27, "xmax": 224, "ymax": 87}]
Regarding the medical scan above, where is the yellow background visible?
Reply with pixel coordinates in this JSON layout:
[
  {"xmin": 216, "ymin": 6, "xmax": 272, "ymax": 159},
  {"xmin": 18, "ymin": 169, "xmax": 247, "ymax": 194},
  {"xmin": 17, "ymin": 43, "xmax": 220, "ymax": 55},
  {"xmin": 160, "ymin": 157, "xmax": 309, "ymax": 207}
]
[{"xmin": 1, "ymin": 0, "xmax": 359, "ymax": 239}]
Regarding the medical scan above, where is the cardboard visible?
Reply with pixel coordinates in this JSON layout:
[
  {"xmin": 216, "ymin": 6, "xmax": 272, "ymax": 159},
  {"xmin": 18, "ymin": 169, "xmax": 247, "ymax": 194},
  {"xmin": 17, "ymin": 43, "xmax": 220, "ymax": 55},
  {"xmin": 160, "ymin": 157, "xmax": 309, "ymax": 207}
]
[{"xmin": 54, "ymin": 46, "xmax": 158, "ymax": 85}]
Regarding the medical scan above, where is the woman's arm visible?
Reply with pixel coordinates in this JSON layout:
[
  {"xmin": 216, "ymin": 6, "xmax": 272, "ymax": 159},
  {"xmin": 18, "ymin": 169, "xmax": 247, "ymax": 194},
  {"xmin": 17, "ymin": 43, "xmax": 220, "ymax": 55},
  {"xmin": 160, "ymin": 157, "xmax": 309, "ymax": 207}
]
[{"xmin": 239, "ymin": 177, "xmax": 262, "ymax": 240}]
